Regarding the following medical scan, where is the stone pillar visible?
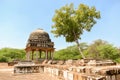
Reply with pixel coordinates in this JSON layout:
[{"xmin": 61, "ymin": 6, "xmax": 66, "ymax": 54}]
[
  {"xmin": 49, "ymin": 51, "xmax": 51, "ymax": 59},
  {"xmin": 45, "ymin": 50, "xmax": 48, "ymax": 59},
  {"xmin": 32, "ymin": 51, "xmax": 34, "ymax": 60},
  {"xmin": 26, "ymin": 51, "xmax": 31, "ymax": 61},
  {"xmin": 39, "ymin": 50, "xmax": 41, "ymax": 59}
]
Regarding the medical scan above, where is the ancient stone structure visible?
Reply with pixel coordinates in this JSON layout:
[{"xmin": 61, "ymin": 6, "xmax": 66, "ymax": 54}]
[
  {"xmin": 14, "ymin": 28, "xmax": 120, "ymax": 80},
  {"xmin": 14, "ymin": 28, "xmax": 54, "ymax": 74},
  {"xmin": 14, "ymin": 61, "xmax": 40, "ymax": 73},
  {"xmin": 14, "ymin": 58, "xmax": 120, "ymax": 80},
  {"xmin": 42, "ymin": 59, "xmax": 120, "ymax": 80},
  {"xmin": 25, "ymin": 28, "xmax": 55, "ymax": 61}
]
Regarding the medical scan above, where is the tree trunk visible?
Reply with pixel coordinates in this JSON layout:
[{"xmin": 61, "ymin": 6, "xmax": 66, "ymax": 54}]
[
  {"xmin": 75, "ymin": 39, "xmax": 85, "ymax": 59},
  {"xmin": 72, "ymin": 29, "xmax": 85, "ymax": 59}
]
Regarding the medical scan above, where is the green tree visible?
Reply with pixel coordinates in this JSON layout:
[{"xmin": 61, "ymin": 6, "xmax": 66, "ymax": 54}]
[
  {"xmin": 84, "ymin": 39, "xmax": 120, "ymax": 62},
  {"xmin": 99, "ymin": 44, "xmax": 120, "ymax": 62},
  {"xmin": 54, "ymin": 42, "xmax": 88, "ymax": 60},
  {"xmin": 0, "ymin": 48, "xmax": 26, "ymax": 62},
  {"xmin": 84, "ymin": 39, "xmax": 108, "ymax": 59},
  {"xmin": 51, "ymin": 3, "xmax": 100, "ymax": 59},
  {"xmin": 54, "ymin": 45, "xmax": 80, "ymax": 60}
]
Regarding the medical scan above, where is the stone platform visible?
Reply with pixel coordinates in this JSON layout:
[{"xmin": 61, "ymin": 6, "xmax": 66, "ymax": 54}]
[
  {"xmin": 14, "ymin": 59, "xmax": 120, "ymax": 80},
  {"xmin": 14, "ymin": 61, "xmax": 41, "ymax": 73}
]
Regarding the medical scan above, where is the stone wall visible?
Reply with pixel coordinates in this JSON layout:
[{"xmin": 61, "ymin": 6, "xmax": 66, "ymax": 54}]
[
  {"xmin": 42, "ymin": 59, "xmax": 120, "ymax": 80},
  {"xmin": 14, "ymin": 59, "xmax": 120, "ymax": 80}
]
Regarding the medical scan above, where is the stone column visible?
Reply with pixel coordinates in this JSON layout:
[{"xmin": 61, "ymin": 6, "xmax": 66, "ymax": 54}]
[
  {"xmin": 26, "ymin": 51, "xmax": 31, "ymax": 61},
  {"xmin": 45, "ymin": 50, "xmax": 48, "ymax": 59},
  {"xmin": 49, "ymin": 51, "xmax": 51, "ymax": 59},
  {"xmin": 32, "ymin": 51, "xmax": 34, "ymax": 60},
  {"xmin": 39, "ymin": 50, "xmax": 41, "ymax": 59}
]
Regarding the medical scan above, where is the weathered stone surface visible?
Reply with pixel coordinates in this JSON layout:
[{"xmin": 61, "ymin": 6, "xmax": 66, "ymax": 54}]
[
  {"xmin": 76, "ymin": 67, "xmax": 85, "ymax": 73},
  {"xmin": 14, "ymin": 61, "xmax": 40, "ymax": 73},
  {"xmin": 51, "ymin": 60, "xmax": 58, "ymax": 64},
  {"xmin": 57, "ymin": 60, "xmax": 65, "ymax": 65},
  {"xmin": 12, "ymin": 59, "xmax": 120, "ymax": 80},
  {"xmin": 63, "ymin": 70, "xmax": 69, "ymax": 80},
  {"xmin": 8, "ymin": 61, "xmax": 18, "ymax": 66},
  {"xmin": 86, "ymin": 59, "xmax": 116, "ymax": 66},
  {"xmin": 67, "ymin": 72, "xmax": 74, "ymax": 80},
  {"xmin": 42, "ymin": 60, "xmax": 48, "ymax": 64},
  {"xmin": 26, "ymin": 28, "xmax": 54, "ymax": 48},
  {"xmin": 47, "ymin": 60, "xmax": 52, "ymax": 64},
  {"xmin": 65, "ymin": 59, "xmax": 77, "ymax": 65}
]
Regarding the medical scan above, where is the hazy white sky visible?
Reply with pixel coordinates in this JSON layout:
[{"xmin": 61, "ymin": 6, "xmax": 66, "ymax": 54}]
[{"xmin": 0, "ymin": 0, "xmax": 120, "ymax": 50}]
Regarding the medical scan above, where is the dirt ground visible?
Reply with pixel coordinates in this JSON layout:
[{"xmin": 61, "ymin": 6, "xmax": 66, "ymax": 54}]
[{"xmin": 0, "ymin": 63, "xmax": 59, "ymax": 80}]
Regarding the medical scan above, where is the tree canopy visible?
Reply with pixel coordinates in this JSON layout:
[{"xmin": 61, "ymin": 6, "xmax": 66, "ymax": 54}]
[
  {"xmin": 51, "ymin": 3, "xmax": 100, "ymax": 58},
  {"xmin": 0, "ymin": 48, "xmax": 25, "ymax": 62},
  {"xmin": 54, "ymin": 39, "xmax": 120, "ymax": 63},
  {"xmin": 52, "ymin": 3, "xmax": 100, "ymax": 42}
]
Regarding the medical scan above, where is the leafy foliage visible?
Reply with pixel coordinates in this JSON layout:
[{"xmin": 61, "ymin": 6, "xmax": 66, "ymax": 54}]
[
  {"xmin": 54, "ymin": 43, "xmax": 88, "ymax": 60},
  {"xmin": 84, "ymin": 39, "xmax": 108, "ymax": 59},
  {"xmin": 98, "ymin": 44, "xmax": 120, "ymax": 62},
  {"xmin": 52, "ymin": 3, "xmax": 100, "ymax": 41},
  {"xmin": 54, "ymin": 45, "xmax": 81, "ymax": 60},
  {"xmin": 0, "ymin": 48, "xmax": 25, "ymax": 62},
  {"xmin": 0, "ymin": 40, "xmax": 119, "ymax": 63},
  {"xmin": 51, "ymin": 3, "xmax": 100, "ymax": 59},
  {"xmin": 54, "ymin": 39, "xmax": 120, "ymax": 63},
  {"xmin": 84, "ymin": 39, "xmax": 120, "ymax": 62}
]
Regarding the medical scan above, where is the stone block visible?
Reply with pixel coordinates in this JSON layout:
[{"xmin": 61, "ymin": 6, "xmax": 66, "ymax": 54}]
[
  {"xmin": 116, "ymin": 74, "xmax": 120, "ymax": 80},
  {"xmin": 57, "ymin": 60, "xmax": 65, "ymax": 65},
  {"xmin": 58, "ymin": 70, "xmax": 64, "ymax": 79},
  {"xmin": 67, "ymin": 72, "xmax": 74, "ymax": 80},
  {"xmin": 47, "ymin": 60, "xmax": 52, "ymax": 64},
  {"xmin": 55, "ymin": 69, "xmax": 59, "ymax": 76},
  {"xmin": 48, "ymin": 67, "xmax": 51, "ymax": 73},
  {"xmin": 44, "ymin": 67, "xmax": 48, "ymax": 73},
  {"xmin": 85, "ymin": 67, "xmax": 92, "ymax": 74},
  {"xmin": 39, "ymin": 66, "xmax": 44, "ymax": 73},
  {"xmin": 78, "ymin": 74, "xmax": 84, "ymax": 80},
  {"xmin": 52, "ymin": 60, "xmax": 57, "ymax": 64},
  {"xmin": 65, "ymin": 59, "xmax": 74, "ymax": 65},
  {"xmin": 42, "ymin": 60, "xmax": 48, "ymax": 64},
  {"xmin": 63, "ymin": 70, "xmax": 69, "ymax": 80},
  {"xmin": 76, "ymin": 67, "xmax": 85, "ymax": 73},
  {"xmin": 73, "ymin": 72, "xmax": 78, "ymax": 80}
]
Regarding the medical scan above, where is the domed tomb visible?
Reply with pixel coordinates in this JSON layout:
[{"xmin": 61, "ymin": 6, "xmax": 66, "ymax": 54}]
[
  {"xmin": 25, "ymin": 28, "xmax": 55, "ymax": 61},
  {"xmin": 26, "ymin": 29, "xmax": 54, "ymax": 48}
]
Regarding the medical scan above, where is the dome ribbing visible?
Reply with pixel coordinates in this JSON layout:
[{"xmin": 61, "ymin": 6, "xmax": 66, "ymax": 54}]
[{"xmin": 26, "ymin": 28, "xmax": 54, "ymax": 48}]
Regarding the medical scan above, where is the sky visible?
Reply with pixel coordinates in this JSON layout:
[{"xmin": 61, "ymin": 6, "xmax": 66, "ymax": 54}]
[{"xmin": 0, "ymin": 0, "xmax": 120, "ymax": 50}]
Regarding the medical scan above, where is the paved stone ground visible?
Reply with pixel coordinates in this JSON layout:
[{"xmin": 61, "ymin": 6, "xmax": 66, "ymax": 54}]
[{"xmin": 0, "ymin": 63, "xmax": 59, "ymax": 80}]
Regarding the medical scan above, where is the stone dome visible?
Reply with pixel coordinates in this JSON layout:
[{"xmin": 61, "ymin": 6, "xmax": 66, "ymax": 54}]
[
  {"xmin": 26, "ymin": 28, "xmax": 54, "ymax": 48},
  {"xmin": 29, "ymin": 28, "xmax": 50, "ymax": 41}
]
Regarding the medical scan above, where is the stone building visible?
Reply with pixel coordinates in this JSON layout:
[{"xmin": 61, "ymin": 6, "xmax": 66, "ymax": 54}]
[{"xmin": 25, "ymin": 28, "xmax": 55, "ymax": 61}]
